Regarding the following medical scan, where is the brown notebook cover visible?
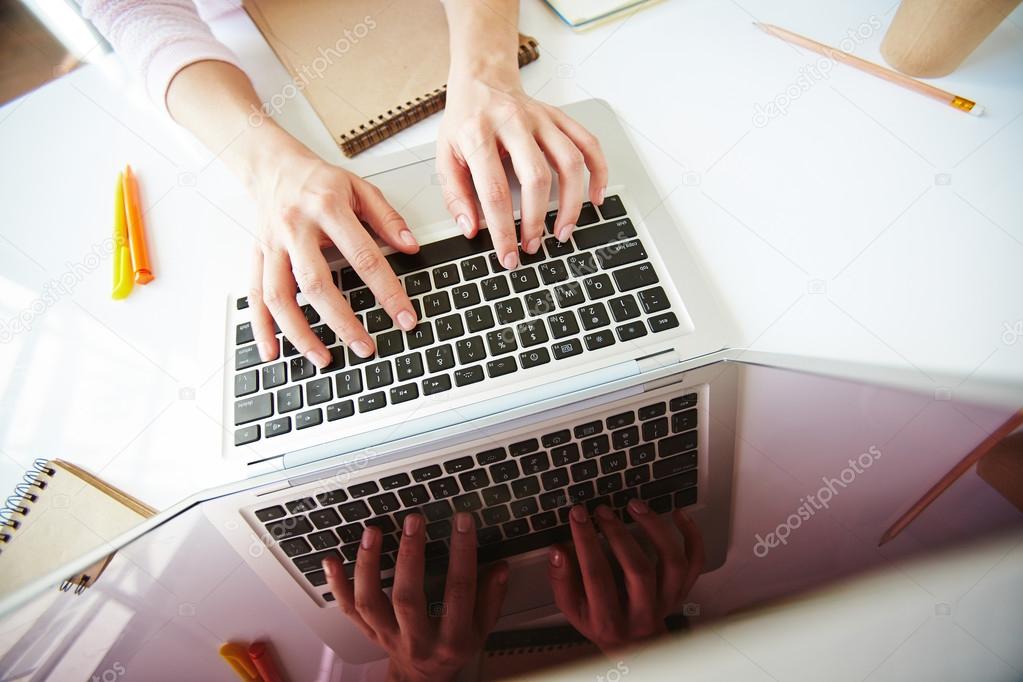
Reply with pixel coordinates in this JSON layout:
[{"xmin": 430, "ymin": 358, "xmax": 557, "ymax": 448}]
[{"xmin": 243, "ymin": 0, "xmax": 540, "ymax": 157}]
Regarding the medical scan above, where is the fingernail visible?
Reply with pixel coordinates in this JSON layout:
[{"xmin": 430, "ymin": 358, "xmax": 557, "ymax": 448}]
[
  {"xmin": 400, "ymin": 229, "xmax": 417, "ymax": 248},
  {"xmin": 549, "ymin": 549, "xmax": 563, "ymax": 567},
  {"xmin": 596, "ymin": 505, "xmax": 615, "ymax": 521},
  {"xmin": 525, "ymin": 237, "xmax": 541, "ymax": 254},
  {"xmin": 570, "ymin": 505, "xmax": 588, "ymax": 524},
  {"xmin": 502, "ymin": 252, "xmax": 518, "ymax": 270},
  {"xmin": 397, "ymin": 310, "xmax": 416, "ymax": 331},
  {"xmin": 404, "ymin": 513, "xmax": 422, "ymax": 537},
  {"xmin": 258, "ymin": 341, "xmax": 275, "ymax": 361},
  {"xmin": 310, "ymin": 349, "xmax": 331, "ymax": 369},
  {"xmin": 598, "ymin": 186, "xmax": 606, "ymax": 204},
  {"xmin": 351, "ymin": 340, "xmax": 373, "ymax": 358},
  {"xmin": 628, "ymin": 498, "xmax": 648, "ymax": 516},
  {"xmin": 455, "ymin": 512, "xmax": 473, "ymax": 534},
  {"xmin": 457, "ymin": 214, "xmax": 472, "ymax": 237},
  {"xmin": 557, "ymin": 224, "xmax": 576, "ymax": 243},
  {"xmin": 361, "ymin": 527, "xmax": 376, "ymax": 550},
  {"xmin": 322, "ymin": 557, "xmax": 335, "ymax": 576}
]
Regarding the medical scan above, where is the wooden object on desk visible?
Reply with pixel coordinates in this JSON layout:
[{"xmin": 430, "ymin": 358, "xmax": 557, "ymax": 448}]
[
  {"xmin": 976, "ymin": 431, "xmax": 1023, "ymax": 512},
  {"xmin": 878, "ymin": 408, "xmax": 1023, "ymax": 546}
]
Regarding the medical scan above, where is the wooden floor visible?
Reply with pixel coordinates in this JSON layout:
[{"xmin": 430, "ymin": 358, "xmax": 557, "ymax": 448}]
[{"xmin": 0, "ymin": 1, "xmax": 76, "ymax": 105}]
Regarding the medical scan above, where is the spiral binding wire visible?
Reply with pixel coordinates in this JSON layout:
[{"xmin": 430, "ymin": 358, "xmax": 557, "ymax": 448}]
[{"xmin": 0, "ymin": 459, "xmax": 55, "ymax": 546}]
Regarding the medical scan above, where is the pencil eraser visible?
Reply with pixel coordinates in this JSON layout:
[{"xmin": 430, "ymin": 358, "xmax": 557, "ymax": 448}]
[{"xmin": 969, "ymin": 104, "xmax": 985, "ymax": 117}]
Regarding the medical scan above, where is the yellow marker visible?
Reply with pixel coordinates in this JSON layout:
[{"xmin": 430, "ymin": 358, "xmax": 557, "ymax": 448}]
[
  {"xmin": 219, "ymin": 642, "xmax": 260, "ymax": 681},
  {"xmin": 112, "ymin": 172, "xmax": 134, "ymax": 300}
]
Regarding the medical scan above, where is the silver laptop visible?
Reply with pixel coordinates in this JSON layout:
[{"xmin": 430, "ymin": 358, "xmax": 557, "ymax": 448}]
[{"xmin": 206, "ymin": 100, "xmax": 738, "ymax": 661}]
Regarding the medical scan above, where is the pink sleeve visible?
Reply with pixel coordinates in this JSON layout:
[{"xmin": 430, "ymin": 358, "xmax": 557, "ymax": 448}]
[{"xmin": 81, "ymin": 0, "xmax": 241, "ymax": 112}]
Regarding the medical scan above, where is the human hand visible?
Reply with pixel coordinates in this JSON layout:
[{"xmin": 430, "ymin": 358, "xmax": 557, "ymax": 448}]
[
  {"xmin": 246, "ymin": 129, "xmax": 420, "ymax": 368},
  {"xmin": 547, "ymin": 501, "xmax": 705, "ymax": 654},
  {"xmin": 323, "ymin": 512, "xmax": 509, "ymax": 682},
  {"xmin": 437, "ymin": 69, "xmax": 608, "ymax": 270}
]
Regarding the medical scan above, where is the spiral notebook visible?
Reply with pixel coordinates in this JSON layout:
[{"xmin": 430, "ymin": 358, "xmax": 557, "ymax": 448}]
[
  {"xmin": 0, "ymin": 459, "xmax": 155, "ymax": 597},
  {"xmin": 243, "ymin": 0, "xmax": 540, "ymax": 157}
]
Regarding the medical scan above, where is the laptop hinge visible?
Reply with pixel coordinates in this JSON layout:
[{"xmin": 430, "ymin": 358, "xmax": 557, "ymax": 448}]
[{"xmin": 636, "ymin": 348, "xmax": 683, "ymax": 373}]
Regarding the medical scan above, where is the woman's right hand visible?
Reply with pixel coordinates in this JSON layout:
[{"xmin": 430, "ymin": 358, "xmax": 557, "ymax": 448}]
[
  {"xmin": 547, "ymin": 500, "xmax": 705, "ymax": 654},
  {"xmin": 245, "ymin": 127, "xmax": 420, "ymax": 368}
]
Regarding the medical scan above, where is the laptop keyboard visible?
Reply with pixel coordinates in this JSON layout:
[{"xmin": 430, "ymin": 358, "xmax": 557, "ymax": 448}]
[
  {"xmin": 231, "ymin": 196, "xmax": 682, "ymax": 447},
  {"xmin": 252, "ymin": 389, "xmax": 699, "ymax": 602}
]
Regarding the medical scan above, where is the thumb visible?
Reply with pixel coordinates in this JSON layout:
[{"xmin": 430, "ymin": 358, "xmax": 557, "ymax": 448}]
[{"xmin": 474, "ymin": 561, "xmax": 509, "ymax": 639}]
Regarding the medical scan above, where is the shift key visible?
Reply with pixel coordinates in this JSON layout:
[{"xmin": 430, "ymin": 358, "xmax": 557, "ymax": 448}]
[
  {"xmin": 235, "ymin": 393, "xmax": 273, "ymax": 425},
  {"xmin": 640, "ymin": 470, "xmax": 697, "ymax": 500}
]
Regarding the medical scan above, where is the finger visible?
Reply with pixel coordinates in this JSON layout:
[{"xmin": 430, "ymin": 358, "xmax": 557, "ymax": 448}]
[
  {"xmin": 498, "ymin": 123, "xmax": 550, "ymax": 255},
  {"xmin": 674, "ymin": 509, "xmax": 706, "ymax": 599},
  {"xmin": 391, "ymin": 513, "xmax": 429, "ymax": 637},
  {"xmin": 536, "ymin": 124, "xmax": 585, "ymax": 243},
  {"xmin": 473, "ymin": 561, "xmax": 509, "ymax": 640},
  {"xmin": 352, "ymin": 179, "xmax": 419, "ymax": 254},
  {"xmin": 461, "ymin": 138, "xmax": 518, "ymax": 269},
  {"xmin": 594, "ymin": 505, "xmax": 658, "ymax": 628},
  {"xmin": 248, "ymin": 246, "xmax": 279, "ymax": 362},
  {"xmin": 285, "ymin": 232, "xmax": 372, "ymax": 359},
  {"xmin": 627, "ymin": 498, "xmax": 688, "ymax": 608},
  {"xmin": 319, "ymin": 209, "xmax": 418, "ymax": 337},
  {"xmin": 323, "ymin": 556, "xmax": 377, "ymax": 643},
  {"xmin": 545, "ymin": 105, "xmax": 608, "ymax": 207},
  {"xmin": 262, "ymin": 246, "xmax": 331, "ymax": 369},
  {"xmin": 547, "ymin": 544, "xmax": 586, "ymax": 628},
  {"xmin": 436, "ymin": 143, "xmax": 479, "ymax": 239},
  {"xmin": 568, "ymin": 504, "xmax": 621, "ymax": 624},
  {"xmin": 354, "ymin": 525, "xmax": 398, "ymax": 636},
  {"xmin": 439, "ymin": 512, "xmax": 478, "ymax": 645}
]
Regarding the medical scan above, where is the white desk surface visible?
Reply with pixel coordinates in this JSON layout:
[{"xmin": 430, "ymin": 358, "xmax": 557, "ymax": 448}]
[{"xmin": 0, "ymin": 0, "xmax": 1020, "ymax": 540}]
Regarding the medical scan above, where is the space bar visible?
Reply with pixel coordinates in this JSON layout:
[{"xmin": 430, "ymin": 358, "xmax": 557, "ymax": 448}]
[{"xmin": 386, "ymin": 230, "xmax": 494, "ymax": 276}]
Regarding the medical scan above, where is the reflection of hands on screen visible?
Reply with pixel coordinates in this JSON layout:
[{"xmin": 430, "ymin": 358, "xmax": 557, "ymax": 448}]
[
  {"xmin": 322, "ymin": 512, "xmax": 507, "ymax": 682},
  {"xmin": 548, "ymin": 500, "xmax": 705, "ymax": 654}
]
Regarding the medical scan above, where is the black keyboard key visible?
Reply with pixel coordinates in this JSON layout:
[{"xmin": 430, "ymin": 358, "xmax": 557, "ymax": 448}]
[
  {"xmin": 597, "ymin": 473, "xmax": 624, "ymax": 495},
  {"xmin": 386, "ymin": 230, "xmax": 493, "ymax": 277},
  {"xmin": 423, "ymin": 500, "xmax": 453, "ymax": 522},
  {"xmin": 407, "ymin": 322, "xmax": 435, "ymax": 349},
  {"xmin": 444, "ymin": 456, "xmax": 475, "ymax": 474},
  {"xmin": 653, "ymin": 452, "xmax": 698, "ymax": 478},
  {"xmin": 552, "ymin": 338, "xmax": 583, "ymax": 360},
  {"xmin": 434, "ymin": 314, "xmax": 464, "ymax": 342},
  {"xmin": 567, "ymin": 252, "xmax": 598, "ymax": 277},
  {"xmin": 597, "ymin": 239, "xmax": 646, "ymax": 270},
  {"xmin": 583, "ymin": 274, "xmax": 614, "ymax": 300},
  {"xmin": 477, "ymin": 448, "xmax": 507, "ymax": 466},
  {"xmin": 613, "ymin": 262, "xmax": 659, "ymax": 292},
  {"xmin": 261, "ymin": 362, "xmax": 286, "ymax": 389},
  {"xmin": 236, "ymin": 322, "xmax": 254, "ymax": 345},
  {"xmin": 609, "ymin": 295, "xmax": 642, "ymax": 322},
  {"xmin": 309, "ymin": 507, "xmax": 342, "ymax": 529},
  {"xmin": 516, "ymin": 320, "xmax": 548, "ymax": 347},
  {"xmin": 545, "ymin": 236, "xmax": 574, "ymax": 259},
  {"xmin": 316, "ymin": 488, "xmax": 348, "ymax": 506},
  {"xmin": 537, "ymin": 260, "xmax": 569, "ymax": 285},
  {"xmin": 670, "ymin": 393, "xmax": 698, "ymax": 411},
  {"xmin": 456, "ymin": 336, "xmax": 486, "ymax": 364},
  {"xmin": 398, "ymin": 484, "xmax": 430, "ymax": 506},
  {"xmin": 481, "ymin": 275, "xmax": 510, "ymax": 301},
  {"xmin": 366, "ymin": 308, "xmax": 393, "ymax": 333},
  {"xmin": 519, "ymin": 245, "xmax": 545, "ymax": 266},
  {"xmin": 296, "ymin": 408, "xmax": 323, "ymax": 430},
  {"xmin": 577, "ymin": 303, "xmax": 610, "ymax": 330},
  {"xmin": 234, "ymin": 370, "xmax": 258, "ymax": 398},
  {"xmin": 660, "ymin": 431, "xmax": 697, "ymax": 457},
  {"xmin": 452, "ymin": 283, "xmax": 481, "ymax": 310},
  {"xmin": 612, "ymin": 426, "xmax": 640, "ymax": 450},
  {"xmin": 510, "ymin": 439, "xmax": 540, "ymax": 456},
  {"xmin": 327, "ymin": 400, "xmax": 355, "ymax": 421},
  {"xmin": 574, "ymin": 217, "xmax": 635, "ymax": 250},
  {"xmin": 521, "ymin": 451, "xmax": 550, "ymax": 475},
  {"xmin": 376, "ymin": 330, "xmax": 405, "ymax": 358},
  {"xmin": 338, "ymin": 500, "xmax": 371, "ymax": 522},
  {"xmin": 616, "ymin": 321, "xmax": 647, "ymax": 342},
  {"xmin": 309, "ymin": 530, "xmax": 338, "ymax": 551},
  {"xmin": 649, "ymin": 312, "xmax": 680, "ymax": 333},
  {"xmin": 277, "ymin": 386, "xmax": 302, "ymax": 413},
  {"xmin": 600, "ymin": 451, "xmax": 628, "ymax": 474},
  {"xmin": 454, "ymin": 365, "xmax": 484, "ymax": 386},
  {"xmin": 630, "ymin": 443, "xmax": 656, "ymax": 466},
  {"xmin": 380, "ymin": 473, "xmax": 410, "ymax": 491},
  {"xmin": 478, "ymin": 526, "xmax": 503, "ymax": 545},
  {"xmin": 464, "ymin": 306, "xmax": 495, "ymax": 332},
  {"xmin": 639, "ymin": 402, "xmax": 667, "ymax": 420},
  {"xmin": 433, "ymin": 263, "xmax": 460, "ymax": 288},
  {"xmin": 291, "ymin": 356, "xmax": 316, "ymax": 381},
  {"xmin": 490, "ymin": 460, "xmax": 520, "ymax": 483},
  {"xmin": 405, "ymin": 272, "xmax": 432, "ymax": 296},
  {"xmin": 311, "ymin": 324, "xmax": 336, "ymax": 347},
  {"xmin": 286, "ymin": 498, "xmax": 316, "ymax": 514},
  {"xmin": 625, "ymin": 465, "xmax": 651, "ymax": 487},
  {"xmin": 461, "ymin": 256, "xmax": 489, "ymax": 281},
  {"xmin": 425, "ymin": 344, "xmax": 456, "ymax": 373},
  {"xmin": 424, "ymin": 291, "xmax": 452, "ymax": 317},
  {"xmin": 347, "ymin": 287, "xmax": 375, "ymax": 312},
  {"xmin": 486, "ymin": 356, "xmax": 517, "ymax": 378},
  {"xmin": 293, "ymin": 549, "xmax": 342, "ymax": 574},
  {"xmin": 365, "ymin": 362, "xmax": 393, "ymax": 390},
  {"xmin": 255, "ymin": 506, "xmax": 286, "ymax": 522},
  {"xmin": 541, "ymin": 467, "xmax": 570, "ymax": 491},
  {"xmin": 482, "ymin": 484, "xmax": 512, "ymax": 506},
  {"xmin": 423, "ymin": 375, "xmax": 452, "ymax": 395},
  {"xmin": 320, "ymin": 349, "xmax": 343, "ymax": 374},
  {"xmin": 390, "ymin": 382, "xmax": 419, "ymax": 404},
  {"xmin": 358, "ymin": 392, "xmax": 387, "ymax": 413},
  {"xmin": 511, "ymin": 476, "xmax": 540, "ymax": 499},
  {"xmin": 547, "ymin": 311, "xmax": 580, "ymax": 339},
  {"xmin": 458, "ymin": 469, "xmax": 490, "ymax": 492},
  {"xmin": 519, "ymin": 347, "xmax": 551, "ymax": 368},
  {"xmin": 427, "ymin": 520, "xmax": 452, "ymax": 540},
  {"xmin": 597, "ymin": 195, "xmax": 627, "ymax": 220},
  {"xmin": 336, "ymin": 369, "xmax": 363, "ymax": 397},
  {"xmin": 235, "ymin": 394, "xmax": 273, "ymax": 425},
  {"xmin": 552, "ymin": 443, "xmax": 581, "ymax": 466},
  {"xmin": 583, "ymin": 330, "xmax": 616, "ymax": 351},
  {"xmin": 280, "ymin": 537, "xmax": 312, "ymax": 557},
  {"xmin": 649, "ymin": 495, "xmax": 673, "ymax": 513},
  {"xmin": 237, "ymin": 296, "xmax": 249, "ymax": 310},
  {"xmin": 542, "ymin": 430, "xmax": 571, "ymax": 448},
  {"xmin": 582, "ymin": 435, "xmax": 611, "ymax": 458},
  {"xmin": 642, "ymin": 417, "xmax": 669, "ymax": 442},
  {"xmin": 567, "ymin": 480, "xmax": 596, "ymax": 503},
  {"xmin": 495, "ymin": 298, "xmax": 526, "ymax": 325},
  {"xmin": 235, "ymin": 424, "xmax": 260, "ymax": 446},
  {"xmin": 340, "ymin": 267, "xmax": 363, "ymax": 290},
  {"xmin": 429, "ymin": 477, "xmax": 460, "ymax": 499},
  {"xmin": 553, "ymin": 281, "xmax": 585, "ymax": 308},
  {"xmin": 511, "ymin": 497, "xmax": 539, "ymax": 519},
  {"xmin": 306, "ymin": 377, "xmax": 332, "ymax": 406},
  {"xmin": 394, "ymin": 352, "xmax": 424, "ymax": 381},
  {"xmin": 607, "ymin": 411, "xmax": 635, "ymax": 429},
  {"xmin": 348, "ymin": 482, "xmax": 379, "ymax": 498},
  {"xmin": 412, "ymin": 465, "xmax": 442, "ymax": 482},
  {"xmin": 368, "ymin": 492, "xmax": 400, "ymax": 515},
  {"xmin": 577, "ymin": 202, "xmax": 600, "ymax": 226},
  {"xmin": 266, "ymin": 516, "xmax": 312, "ymax": 540},
  {"xmin": 672, "ymin": 408, "xmax": 698, "ymax": 433},
  {"xmin": 235, "ymin": 344, "xmax": 262, "ymax": 370},
  {"xmin": 282, "ymin": 338, "xmax": 298, "ymax": 358},
  {"xmin": 676, "ymin": 487, "xmax": 698, "ymax": 507},
  {"xmin": 638, "ymin": 286, "xmax": 670, "ymax": 314},
  {"xmin": 571, "ymin": 460, "xmax": 599, "ymax": 481},
  {"xmin": 502, "ymin": 518, "xmax": 530, "ymax": 538},
  {"xmin": 453, "ymin": 492, "xmax": 483, "ymax": 513},
  {"xmin": 575, "ymin": 420, "xmax": 603, "ymax": 439},
  {"xmin": 524, "ymin": 290, "xmax": 556, "ymax": 317},
  {"xmin": 640, "ymin": 470, "xmax": 698, "ymax": 500},
  {"xmin": 486, "ymin": 328, "xmax": 518, "ymax": 356}
]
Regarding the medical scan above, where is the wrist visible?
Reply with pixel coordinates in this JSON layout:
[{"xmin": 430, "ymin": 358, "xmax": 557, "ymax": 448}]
[{"xmin": 226, "ymin": 120, "xmax": 313, "ymax": 195}]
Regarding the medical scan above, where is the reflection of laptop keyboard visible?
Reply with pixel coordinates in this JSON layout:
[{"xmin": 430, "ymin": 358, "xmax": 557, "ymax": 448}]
[
  {"xmin": 231, "ymin": 196, "xmax": 680, "ymax": 447},
  {"xmin": 253, "ymin": 390, "xmax": 699, "ymax": 601}
]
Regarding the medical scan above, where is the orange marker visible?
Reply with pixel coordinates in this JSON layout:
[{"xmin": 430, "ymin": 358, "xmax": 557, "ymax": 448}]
[
  {"xmin": 247, "ymin": 642, "xmax": 285, "ymax": 682},
  {"xmin": 122, "ymin": 165, "xmax": 154, "ymax": 284}
]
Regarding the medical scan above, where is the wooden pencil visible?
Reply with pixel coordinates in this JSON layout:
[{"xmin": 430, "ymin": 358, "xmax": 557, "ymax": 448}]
[{"xmin": 878, "ymin": 407, "xmax": 1023, "ymax": 546}]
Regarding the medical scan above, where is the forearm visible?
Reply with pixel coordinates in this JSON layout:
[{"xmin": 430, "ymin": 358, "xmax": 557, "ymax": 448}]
[
  {"xmin": 166, "ymin": 60, "xmax": 309, "ymax": 192},
  {"xmin": 442, "ymin": 0, "xmax": 521, "ymax": 85}
]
